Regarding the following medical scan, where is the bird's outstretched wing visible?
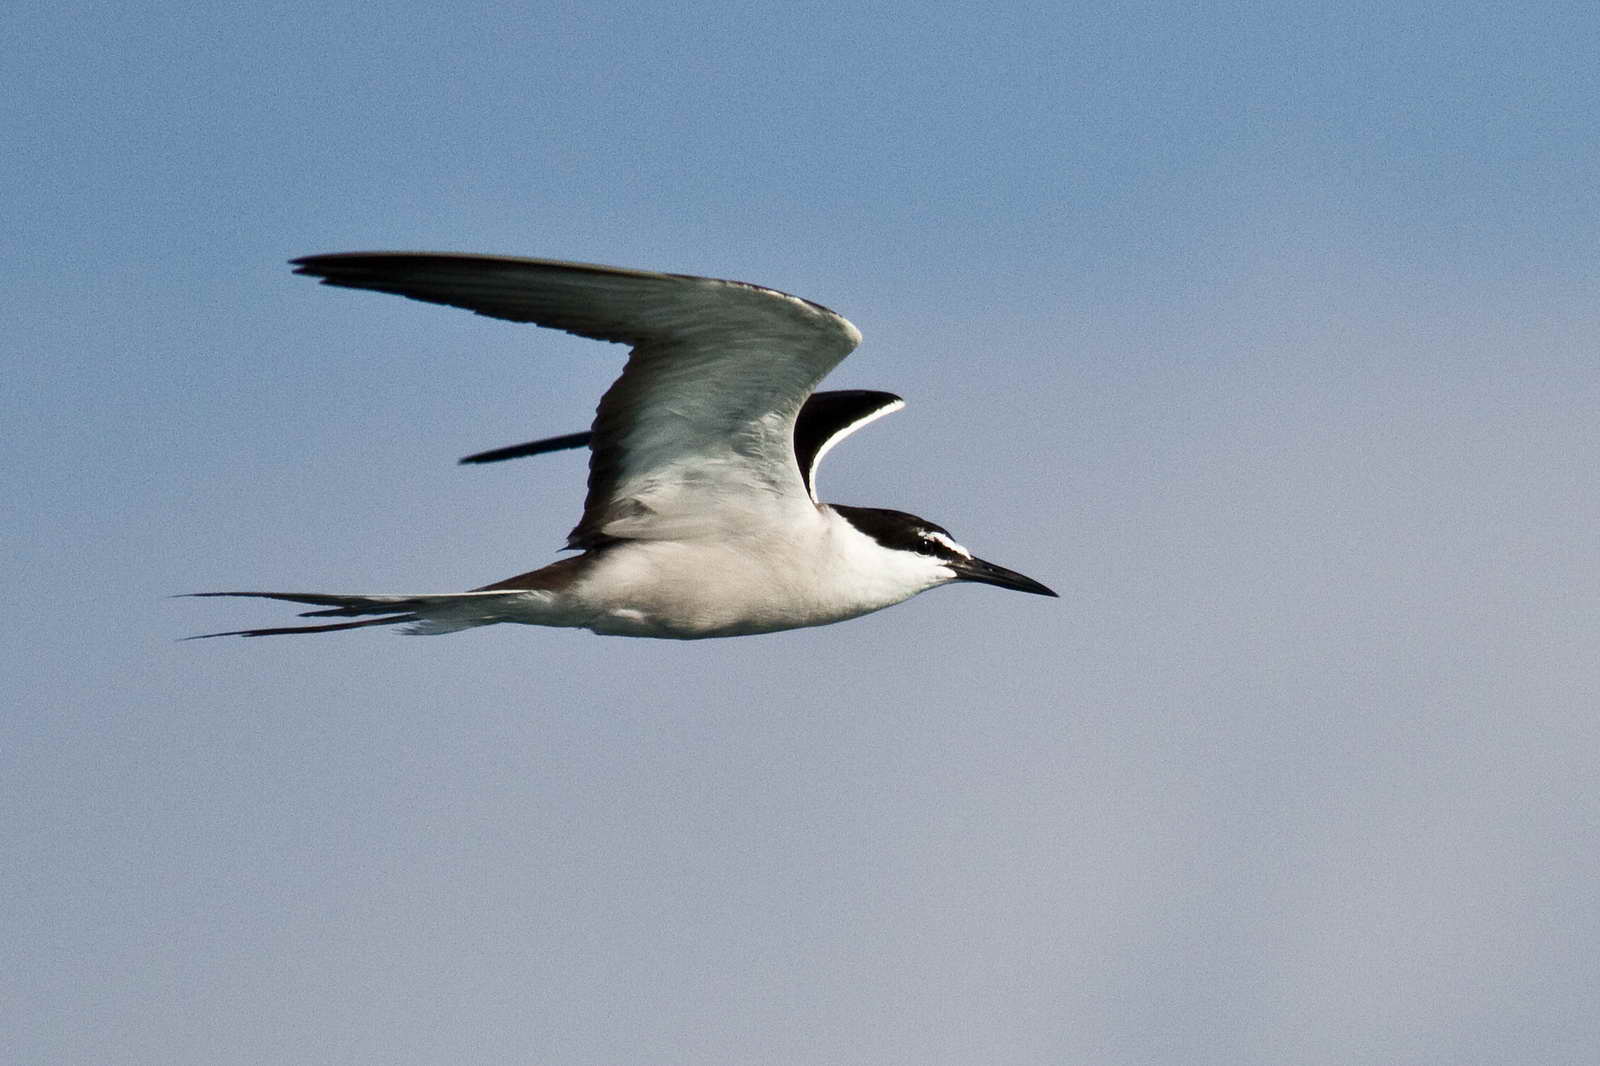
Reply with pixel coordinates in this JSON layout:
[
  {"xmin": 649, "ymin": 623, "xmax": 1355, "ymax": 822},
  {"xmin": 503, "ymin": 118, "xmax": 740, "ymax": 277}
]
[{"xmin": 294, "ymin": 253, "xmax": 863, "ymax": 547}]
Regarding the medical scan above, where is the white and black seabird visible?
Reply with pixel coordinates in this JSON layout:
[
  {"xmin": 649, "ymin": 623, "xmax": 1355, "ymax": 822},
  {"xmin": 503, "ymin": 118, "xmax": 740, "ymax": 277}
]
[{"xmin": 191, "ymin": 253, "xmax": 1056, "ymax": 640}]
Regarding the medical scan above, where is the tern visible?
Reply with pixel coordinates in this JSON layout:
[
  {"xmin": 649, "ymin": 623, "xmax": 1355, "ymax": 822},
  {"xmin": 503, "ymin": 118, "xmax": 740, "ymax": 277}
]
[{"xmin": 191, "ymin": 253, "xmax": 1056, "ymax": 640}]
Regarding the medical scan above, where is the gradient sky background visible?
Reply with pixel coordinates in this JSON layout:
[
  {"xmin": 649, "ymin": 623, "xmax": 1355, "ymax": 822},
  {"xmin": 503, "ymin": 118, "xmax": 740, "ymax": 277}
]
[{"xmin": 8, "ymin": 2, "xmax": 1600, "ymax": 1063}]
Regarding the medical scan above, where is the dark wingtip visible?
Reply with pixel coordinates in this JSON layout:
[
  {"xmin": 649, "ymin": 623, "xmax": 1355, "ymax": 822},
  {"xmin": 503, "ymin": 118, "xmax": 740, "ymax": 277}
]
[
  {"xmin": 289, "ymin": 252, "xmax": 386, "ymax": 282},
  {"xmin": 458, "ymin": 431, "xmax": 593, "ymax": 465}
]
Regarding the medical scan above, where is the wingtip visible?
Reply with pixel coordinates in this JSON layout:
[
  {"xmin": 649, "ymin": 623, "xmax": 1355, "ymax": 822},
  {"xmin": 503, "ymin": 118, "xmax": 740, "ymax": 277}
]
[{"xmin": 289, "ymin": 252, "xmax": 381, "ymax": 278}]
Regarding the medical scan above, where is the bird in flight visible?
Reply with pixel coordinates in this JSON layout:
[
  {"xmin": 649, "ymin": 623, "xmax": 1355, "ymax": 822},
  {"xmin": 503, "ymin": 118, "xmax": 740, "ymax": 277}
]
[{"xmin": 190, "ymin": 253, "xmax": 1056, "ymax": 640}]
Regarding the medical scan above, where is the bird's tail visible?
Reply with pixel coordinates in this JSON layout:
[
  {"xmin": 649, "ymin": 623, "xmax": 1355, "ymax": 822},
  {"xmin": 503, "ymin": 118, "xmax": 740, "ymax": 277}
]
[{"xmin": 181, "ymin": 590, "xmax": 532, "ymax": 639}]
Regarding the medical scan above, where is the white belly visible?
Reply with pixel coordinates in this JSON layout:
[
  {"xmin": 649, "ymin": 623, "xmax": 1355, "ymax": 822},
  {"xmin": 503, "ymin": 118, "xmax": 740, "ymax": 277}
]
[{"xmin": 568, "ymin": 532, "xmax": 933, "ymax": 639}]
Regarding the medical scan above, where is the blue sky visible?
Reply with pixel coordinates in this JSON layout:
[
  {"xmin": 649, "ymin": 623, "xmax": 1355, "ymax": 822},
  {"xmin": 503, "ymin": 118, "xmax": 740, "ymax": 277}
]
[{"xmin": 8, "ymin": 2, "xmax": 1600, "ymax": 1063}]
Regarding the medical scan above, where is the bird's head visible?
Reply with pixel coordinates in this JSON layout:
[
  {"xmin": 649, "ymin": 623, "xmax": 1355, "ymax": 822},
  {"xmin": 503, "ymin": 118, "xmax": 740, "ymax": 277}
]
[{"xmin": 830, "ymin": 505, "xmax": 1058, "ymax": 599}]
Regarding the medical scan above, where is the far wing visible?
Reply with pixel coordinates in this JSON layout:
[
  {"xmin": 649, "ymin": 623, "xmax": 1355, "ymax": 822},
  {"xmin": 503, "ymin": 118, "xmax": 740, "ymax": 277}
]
[
  {"xmin": 459, "ymin": 432, "xmax": 592, "ymax": 465},
  {"xmin": 458, "ymin": 389, "xmax": 904, "ymax": 502}
]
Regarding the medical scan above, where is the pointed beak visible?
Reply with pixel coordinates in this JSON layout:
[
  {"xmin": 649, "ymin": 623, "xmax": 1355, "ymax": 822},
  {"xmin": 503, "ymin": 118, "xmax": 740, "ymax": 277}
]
[{"xmin": 947, "ymin": 556, "xmax": 1058, "ymax": 598}]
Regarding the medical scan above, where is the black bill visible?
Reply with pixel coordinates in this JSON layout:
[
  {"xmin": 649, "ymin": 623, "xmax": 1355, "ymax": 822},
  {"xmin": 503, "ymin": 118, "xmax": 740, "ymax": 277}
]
[{"xmin": 948, "ymin": 556, "xmax": 1058, "ymax": 597}]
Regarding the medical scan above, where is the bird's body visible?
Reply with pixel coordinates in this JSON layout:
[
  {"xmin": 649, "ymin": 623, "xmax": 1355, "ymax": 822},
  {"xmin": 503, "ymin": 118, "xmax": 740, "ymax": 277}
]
[
  {"xmin": 482, "ymin": 506, "xmax": 953, "ymax": 639},
  {"xmin": 191, "ymin": 253, "xmax": 1054, "ymax": 640}
]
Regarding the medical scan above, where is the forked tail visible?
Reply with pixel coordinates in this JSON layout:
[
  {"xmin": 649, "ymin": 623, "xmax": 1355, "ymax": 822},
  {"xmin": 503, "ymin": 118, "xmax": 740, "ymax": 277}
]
[{"xmin": 182, "ymin": 590, "xmax": 529, "ymax": 639}]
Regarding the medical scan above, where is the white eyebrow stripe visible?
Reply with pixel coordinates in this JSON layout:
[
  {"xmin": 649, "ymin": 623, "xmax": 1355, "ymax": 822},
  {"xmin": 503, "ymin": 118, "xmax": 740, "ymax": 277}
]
[{"xmin": 922, "ymin": 530, "xmax": 972, "ymax": 558}]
